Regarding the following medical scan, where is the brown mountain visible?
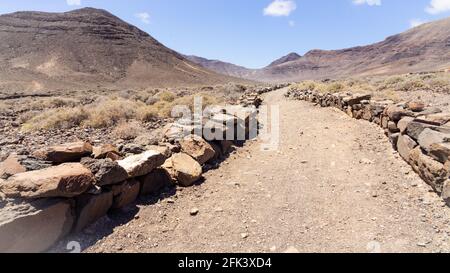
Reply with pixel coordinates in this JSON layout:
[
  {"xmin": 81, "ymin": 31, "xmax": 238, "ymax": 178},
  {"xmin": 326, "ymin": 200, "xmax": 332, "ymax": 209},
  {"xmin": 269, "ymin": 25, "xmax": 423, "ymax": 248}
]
[
  {"xmin": 189, "ymin": 17, "xmax": 450, "ymax": 82},
  {"xmin": 267, "ymin": 52, "xmax": 301, "ymax": 67},
  {"xmin": 183, "ymin": 55, "xmax": 254, "ymax": 79},
  {"xmin": 0, "ymin": 8, "xmax": 245, "ymax": 92}
]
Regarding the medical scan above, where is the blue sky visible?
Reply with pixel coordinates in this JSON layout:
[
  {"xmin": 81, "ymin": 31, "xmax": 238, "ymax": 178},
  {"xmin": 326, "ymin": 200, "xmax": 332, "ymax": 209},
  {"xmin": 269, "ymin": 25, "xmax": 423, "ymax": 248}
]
[{"xmin": 1, "ymin": 0, "xmax": 450, "ymax": 68}]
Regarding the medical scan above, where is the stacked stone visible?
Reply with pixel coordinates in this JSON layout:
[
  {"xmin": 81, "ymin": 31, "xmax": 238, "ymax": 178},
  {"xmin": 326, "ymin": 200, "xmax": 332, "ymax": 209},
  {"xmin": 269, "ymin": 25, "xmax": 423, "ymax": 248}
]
[
  {"xmin": 0, "ymin": 100, "xmax": 262, "ymax": 253},
  {"xmin": 286, "ymin": 87, "xmax": 450, "ymax": 205},
  {"xmin": 239, "ymin": 92, "xmax": 263, "ymax": 108}
]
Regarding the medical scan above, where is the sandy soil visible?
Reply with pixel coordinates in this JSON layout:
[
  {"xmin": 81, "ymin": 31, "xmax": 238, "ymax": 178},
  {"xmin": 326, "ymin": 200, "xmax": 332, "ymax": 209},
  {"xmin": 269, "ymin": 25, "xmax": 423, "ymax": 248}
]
[{"xmin": 55, "ymin": 88, "xmax": 450, "ymax": 253}]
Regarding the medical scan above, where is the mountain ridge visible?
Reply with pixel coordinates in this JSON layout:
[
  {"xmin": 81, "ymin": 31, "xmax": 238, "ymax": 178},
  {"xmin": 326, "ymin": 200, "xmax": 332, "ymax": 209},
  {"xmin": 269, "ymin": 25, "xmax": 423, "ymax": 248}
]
[
  {"xmin": 188, "ymin": 17, "xmax": 450, "ymax": 82},
  {"xmin": 0, "ymin": 8, "xmax": 249, "ymax": 92}
]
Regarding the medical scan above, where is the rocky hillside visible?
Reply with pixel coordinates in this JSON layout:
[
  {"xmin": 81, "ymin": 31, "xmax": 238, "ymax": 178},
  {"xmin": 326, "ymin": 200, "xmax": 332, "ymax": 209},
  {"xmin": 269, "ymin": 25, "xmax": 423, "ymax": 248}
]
[
  {"xmin": 183, "ymin": 55, "xmax": 255, "ymax": 79},
  {"xmin": 0, "ymin": 8, "xmax": 245, "ymax": 92},
  {"xmin": 189, "ymin": 17, "xmax": 450, "ymax": 82},
  {"xmin": 267, "ymin": 52, "xmax": 301, "ymax": 67}
]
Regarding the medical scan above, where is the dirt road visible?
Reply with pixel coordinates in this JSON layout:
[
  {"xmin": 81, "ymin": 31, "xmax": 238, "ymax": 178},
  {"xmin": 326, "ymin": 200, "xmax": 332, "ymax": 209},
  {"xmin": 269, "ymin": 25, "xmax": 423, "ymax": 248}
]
[{"xmin": 58, "ymin": 88, "xmax": 450, "ymax": 253}]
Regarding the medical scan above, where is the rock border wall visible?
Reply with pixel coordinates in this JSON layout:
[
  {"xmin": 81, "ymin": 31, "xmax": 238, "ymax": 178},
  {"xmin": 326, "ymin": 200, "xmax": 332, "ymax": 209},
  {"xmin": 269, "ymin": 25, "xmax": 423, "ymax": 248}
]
[
  {"xmin": 0, "ymin": 84, "xmax": 288, "ymax": 253},
  {"xmin": 286, "ymin": 88, "xmax": 450, "ymax": 204}
]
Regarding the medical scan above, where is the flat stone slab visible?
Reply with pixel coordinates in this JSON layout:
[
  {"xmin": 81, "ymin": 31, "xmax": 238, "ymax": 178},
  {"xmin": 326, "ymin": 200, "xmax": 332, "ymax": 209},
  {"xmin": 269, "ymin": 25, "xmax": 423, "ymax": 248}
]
[
  {"xmin": 33, "ymin": 142, "xmax": 93, "ymax": 163},
  {"xmin": 117, "ymin": 150, "xmax": 166, "ymax": 178},
  {"xmin": 0, "ymin": 163, "xmax": 94, "ymax": 199},
  {"xmin": 0, "ymin": 199, "xmax": 74, "ymax": 253}
]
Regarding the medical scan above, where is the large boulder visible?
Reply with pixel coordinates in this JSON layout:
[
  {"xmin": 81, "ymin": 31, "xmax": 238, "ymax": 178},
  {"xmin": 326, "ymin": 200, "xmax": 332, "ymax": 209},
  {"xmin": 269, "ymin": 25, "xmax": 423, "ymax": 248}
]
[
  {"xmin": 81, "ymin": 158, "xmax": 128, "ymax": 186},
  {"xmin": 74, "ymin": 191, "xmax": 113, "ymax": 232},
  {"xmin": 409, "ymin": 147, "xmax": 448, "ymax": 193},
  {"xmin": 407, "ymin": 101, "xmax": 426, "ymax": 112},
  {"xmin": 385, "ymin": 106, "xmax": 414, "ymax": 122},
  {"xmin": 429, "ymin": 142, "xmax": 450, "ymax": 164},
  {"xmin": 406, "ymin": 121, "xmax": 450, "ymax": 140},
  {"xmin": 111, "ymin": 179, "xmax": 140, "ymax": 209},
  {"xmin": 0, "ymin": 163, "xmax": 94, "ymax": 199},
  {"xmin": 0, "ymin": 154, "xmax": 26, "ymax": 179},
  {"xmin": 162, "ymin": 153, "xmax": 202, "ymax": 187},
  {"xmin": 397, "ymin": 117, "xmax": 415, "ymax": 134},
  {"xmin": 138, "ymin": 168, "xmax": 173, "ymax": 196},
  {"xmin": 180, "ymin": 135, "xmax": 216, "ymax": 165},
  {"xmin": 417, "ymin": 112, "xmax": 450, "ymax": 126},
  {"xmin": 0, "ymin": 199, "xmax": 74, "ymax": 253},
  {"xmin": 33, "ymin": 142, "xmax": 93, "ymax": 163},
  {"xmin": 417, "ymin": 128, "xmax": 450, "ymax": 153},
  {"xmin": 343, "ymin": 94, "xmax": 371, "ymax": 107},
  {"xmin": 397, "ymin": 135, "xmax": 418, "ymax": 163},
  {"xmin": 117, "ymin": 150, "xmax": 166, "ymax": 178}
]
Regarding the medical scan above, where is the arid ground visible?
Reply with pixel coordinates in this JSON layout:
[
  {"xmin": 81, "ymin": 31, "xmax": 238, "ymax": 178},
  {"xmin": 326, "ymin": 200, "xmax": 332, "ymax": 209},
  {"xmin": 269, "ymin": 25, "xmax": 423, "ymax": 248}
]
[{"xmin": 49, "ymin": 87, "xmax": 450, "ymax": 253}]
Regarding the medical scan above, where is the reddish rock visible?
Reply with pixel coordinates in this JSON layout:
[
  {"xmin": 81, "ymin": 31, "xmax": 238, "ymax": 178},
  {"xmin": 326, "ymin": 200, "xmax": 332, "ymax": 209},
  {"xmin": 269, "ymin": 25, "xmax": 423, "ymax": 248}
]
[
  {"xmin": 0, "ymin": 163, "xmax": 94, "ymax": 199},
  {"xmin": 92, "ymin": 144, "xmax": 120, "ymax": 159},
  {"xmin": 33, "ymin": 142, "xmax": 93, "ymax": 163},
  {"xmin": 0, "ymin": 154, "xmax": 26, "ymax": 179},
  {"xmin": 162, "ymin": 153, "xmax": 202, "ymax": 187},
  {"xmin": 407, "ymin": 101, "xmax": 426, "ymax": 112},
  {"xmin": 409, "ymin": 147, "xmax": 448, "ymax": 193},
  {"xmin": 138, "ymin": 168, "xmax": 173, "ymax": 196},
  {"xmin": 111, "ymin": 179, "xmax": 140, "ymax": 209},
  {"xmin": 180, "ymin": 135, "xmax": 216, "ymax": 164},
  {"xmin": 74, "ymin": 191, "xmax": 113, "ymax": 232}
]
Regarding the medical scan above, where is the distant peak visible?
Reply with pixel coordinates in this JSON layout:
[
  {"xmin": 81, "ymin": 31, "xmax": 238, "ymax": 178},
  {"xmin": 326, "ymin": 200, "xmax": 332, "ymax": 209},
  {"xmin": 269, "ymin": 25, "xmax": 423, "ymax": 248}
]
[
  {"xmin": 66, "ymin": 7, "xmax": 113, "ymax": 16},
  {"xmin": 268, "ymin": 52, "xmax": 301, "ymax": 67}
]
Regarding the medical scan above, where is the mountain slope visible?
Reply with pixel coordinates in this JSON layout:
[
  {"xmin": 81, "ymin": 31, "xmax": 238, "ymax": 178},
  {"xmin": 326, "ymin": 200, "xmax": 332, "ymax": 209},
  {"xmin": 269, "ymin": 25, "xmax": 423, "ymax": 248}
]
[
  {"xmin": 189, "ymin": 17, "xmax": 450, "ymax": 82},
  {"xmin": 267, "ymin": 52, "xmax": 301, "ymax": 67},
  {"xmin": 0, "ymin": 8, "xmax": 245, "ymax": 92},
  {"xmin": 183, "ymin": 55, "xmax": 255, "ymax": 79}
]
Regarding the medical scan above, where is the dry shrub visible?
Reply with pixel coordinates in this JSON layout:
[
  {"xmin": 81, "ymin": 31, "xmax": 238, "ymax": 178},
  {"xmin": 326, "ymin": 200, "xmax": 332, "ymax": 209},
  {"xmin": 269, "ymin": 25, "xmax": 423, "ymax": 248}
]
[
  {"xmin": 398, "ymin": 79, "xmax": 427, "ymax": 91},
  {"xmin": 112, "ymin": 121, "xmax": 144, "ymax": 140},
  {"xmin": 22, "ymin": 107, "xmax": 88, "ymax": 131},
  {"xmin": 158, "ymin": 91, "xmax": 176, "ymax": 102},
  {"xmin": 136, "ymin": 105, "xmax": 159, "ymax": 122},
  {"xmin": 379, "ymin": 89, "xmax": 400, "ymax": 102},
  {"xmin": 83, "ymin": 98, "xmax": 139, "ymax": 128},
  {"xmin": 21, "ymin": 92, "xmax": 224, "ymax": 131},
  {"xmin": 384, "ymin": 76, "xmax": 404, "ymax": 86},
  {"xmin": 29, "ymin": 97, "xmax": 79, "ymax": 111},
  {"xmin": 326, "ymin": 82, "xmax": 345, "ymax": 93}
]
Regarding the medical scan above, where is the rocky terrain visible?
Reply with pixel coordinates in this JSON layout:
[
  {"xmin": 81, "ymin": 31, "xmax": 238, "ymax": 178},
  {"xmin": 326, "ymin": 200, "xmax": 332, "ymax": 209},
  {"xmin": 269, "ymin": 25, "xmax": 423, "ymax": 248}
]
[
  {"xmin": 0, "ymin": 8, "xmax": 250, "ymax": 93},
  {"xmin": 50, "ymin": 88, "xmax": 450, "ymax": 253},
  {"xmin": 0, "ymin": 88, "xmax": 274, "ymax": 252},
  {"xmin": 188, "ymin": 17, "xmax": 450, "ymax": 82}
]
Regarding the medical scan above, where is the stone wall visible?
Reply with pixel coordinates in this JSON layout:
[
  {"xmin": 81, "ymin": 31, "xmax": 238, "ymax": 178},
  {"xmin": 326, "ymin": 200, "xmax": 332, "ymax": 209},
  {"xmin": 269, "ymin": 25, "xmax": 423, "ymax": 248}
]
[
  {"xmin": 286, "ymin": 88, "xmax": 450, "ymax": 203},
  {"xmin": 0, "ymin": 87, "xmax": 285, "ymax": 253}
]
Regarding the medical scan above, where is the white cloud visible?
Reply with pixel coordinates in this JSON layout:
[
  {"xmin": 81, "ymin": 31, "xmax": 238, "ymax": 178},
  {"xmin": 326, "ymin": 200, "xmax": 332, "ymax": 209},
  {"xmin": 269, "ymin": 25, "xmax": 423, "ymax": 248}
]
[
  {"xmin": 410, "ymin": 19, "xmax": 427, "ymax": 28},
  {"xmin": 353, "ymin": 0, "xmax": 382, "ymax": 6},
  {"xmin": 289, "ymin": 20, "xmax": 296, "ymax": 27},
  {"xmin": 426, "ymin": 0, "xmax": 450, "ymax": 14},
  {"xmin": 135, "ymin": 12, "xmax": 150, "ymax": 24},
  {"xmin": 264, "ymin": 0, "xmax": 297, "ymax": 17},
  {"xmin": 66, "ymin": 0, "xmax": 81, "ymax": 6}
]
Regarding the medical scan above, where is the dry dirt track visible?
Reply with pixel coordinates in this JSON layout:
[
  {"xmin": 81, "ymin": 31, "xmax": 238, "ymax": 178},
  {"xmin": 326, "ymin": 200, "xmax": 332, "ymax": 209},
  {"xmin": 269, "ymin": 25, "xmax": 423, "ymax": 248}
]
[{"xmin": 58, "ymin": 88, "xmax": 450, "ymax": 253}]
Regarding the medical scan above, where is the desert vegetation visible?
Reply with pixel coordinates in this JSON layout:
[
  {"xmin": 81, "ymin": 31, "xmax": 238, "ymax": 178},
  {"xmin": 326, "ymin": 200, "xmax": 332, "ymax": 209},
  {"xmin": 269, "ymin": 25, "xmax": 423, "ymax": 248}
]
[
  {"xmin": 19, "ymin": 91, "xmax": 225, "ymax": 131},
  {"xmin": 289, "ymin": 71, "xmax": 450, "ymax": 102}
]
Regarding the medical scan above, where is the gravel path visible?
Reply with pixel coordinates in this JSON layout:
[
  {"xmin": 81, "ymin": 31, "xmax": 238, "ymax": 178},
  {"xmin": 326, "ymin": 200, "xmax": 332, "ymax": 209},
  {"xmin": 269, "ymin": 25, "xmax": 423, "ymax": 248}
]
[{"xmin": 57, "ymin": 88, "xmax": 450, "ymax": 253}]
